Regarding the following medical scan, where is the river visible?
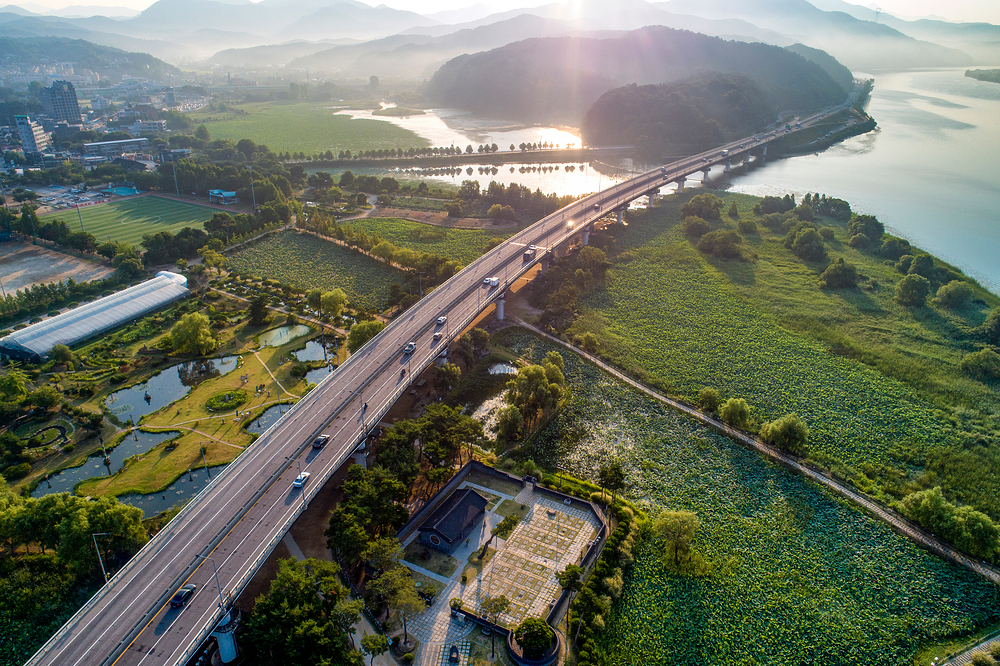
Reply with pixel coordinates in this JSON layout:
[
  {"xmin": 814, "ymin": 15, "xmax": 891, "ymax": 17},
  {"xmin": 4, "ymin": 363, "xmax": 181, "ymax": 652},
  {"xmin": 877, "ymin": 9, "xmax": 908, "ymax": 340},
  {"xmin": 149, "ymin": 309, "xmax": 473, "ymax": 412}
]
[{"xmin": 347, "ymin": 68, "xmax": 1000, "ymax": 290}]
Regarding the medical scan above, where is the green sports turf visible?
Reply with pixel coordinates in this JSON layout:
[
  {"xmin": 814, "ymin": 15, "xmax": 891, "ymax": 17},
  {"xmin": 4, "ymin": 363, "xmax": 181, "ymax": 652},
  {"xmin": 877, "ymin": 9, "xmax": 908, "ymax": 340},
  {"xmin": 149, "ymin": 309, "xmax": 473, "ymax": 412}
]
[{"xmin": 41, "ymin": 196, "xmax": 218, "ymax": 247}]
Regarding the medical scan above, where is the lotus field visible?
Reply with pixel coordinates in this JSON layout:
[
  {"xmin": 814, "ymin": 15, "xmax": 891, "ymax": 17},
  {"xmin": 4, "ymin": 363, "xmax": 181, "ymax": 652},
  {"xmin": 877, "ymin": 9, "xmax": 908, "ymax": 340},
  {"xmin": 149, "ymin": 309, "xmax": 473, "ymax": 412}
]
[
  {"xmin": 344, "ymin": 217, "xmax": 511, "ymax": 264},
  {"xmin": 497, "ymin": 328, "xmax": 1000, "ymax": 666},
  {"xmin": 226, "ymin": 232, "xmax": 404, "ymax": 309}
]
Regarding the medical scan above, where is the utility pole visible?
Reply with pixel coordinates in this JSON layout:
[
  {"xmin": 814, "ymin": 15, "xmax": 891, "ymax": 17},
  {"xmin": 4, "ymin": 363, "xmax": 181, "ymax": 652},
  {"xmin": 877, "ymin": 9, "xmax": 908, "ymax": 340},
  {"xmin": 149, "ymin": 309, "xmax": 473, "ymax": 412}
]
[
  {"xmin": 75, "ymin": 201, "xmax": 85, "ymax": 232},
  {"xmin": 92, "ymin": 532, "xmax": 110, "ymax": 581},
  {"xmin": 195, "ymin": 554, "xmax": 225, "ymax": 610},
  {"xmin": 247, "ymin": 166, "xmax": 257, "ymax": 211},
  {"xmin": 172, "ymin": 158, "xmax": 180, "ymax": 197}
]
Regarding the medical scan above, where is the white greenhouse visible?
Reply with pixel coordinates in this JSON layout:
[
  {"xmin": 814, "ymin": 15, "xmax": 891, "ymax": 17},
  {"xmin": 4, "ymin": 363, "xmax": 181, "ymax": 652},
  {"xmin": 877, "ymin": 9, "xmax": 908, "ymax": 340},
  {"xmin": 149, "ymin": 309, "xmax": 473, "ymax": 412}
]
[{"xmin": 0, "ymin": 272, "xmax": 189, "ymax": 363}]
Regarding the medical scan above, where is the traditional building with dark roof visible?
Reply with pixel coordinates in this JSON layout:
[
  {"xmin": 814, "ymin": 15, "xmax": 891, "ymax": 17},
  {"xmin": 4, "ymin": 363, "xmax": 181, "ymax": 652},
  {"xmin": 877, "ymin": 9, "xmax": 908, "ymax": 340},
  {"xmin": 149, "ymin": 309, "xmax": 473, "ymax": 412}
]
[{"xmin": 418, "ymin": 488, "xmax": 488, "ymax": 553}]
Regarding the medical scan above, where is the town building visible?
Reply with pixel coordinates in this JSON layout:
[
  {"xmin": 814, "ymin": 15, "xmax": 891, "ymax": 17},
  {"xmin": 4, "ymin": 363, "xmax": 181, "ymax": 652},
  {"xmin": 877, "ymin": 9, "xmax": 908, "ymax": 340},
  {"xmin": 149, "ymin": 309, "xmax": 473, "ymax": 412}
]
[
  {"xmin": 0, "ymin": 272, "xmax": 189, "ymax": 363},
  {"xmin": 84, "ymin": 137, "xmax": 149, "ymax": 158},
  {"xmin": 208, "ymin": 189, "xmax": 239, "ymax": 205},
  {"xmin": 128, "ymin": 119, "xmax": 167, "ymax": 137},
  {"xmin": 418, "ymin": 488, "xmax": 488, "ymax": 553},
  {"xmin": 40, "ymin": 80, "xmax": 83, "ymax": 124},
  {"xmin": 15, "ymin": 115, "xmax": 51, "ymax": 156}
]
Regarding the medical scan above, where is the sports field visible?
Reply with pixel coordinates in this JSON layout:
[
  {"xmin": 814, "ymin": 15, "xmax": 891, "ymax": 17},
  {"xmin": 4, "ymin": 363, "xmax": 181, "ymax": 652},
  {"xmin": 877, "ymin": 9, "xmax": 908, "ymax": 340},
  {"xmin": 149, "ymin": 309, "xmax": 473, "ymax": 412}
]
[{"xmin": 40, "ymin": 196, "xmax": 218, "ymax": 247}]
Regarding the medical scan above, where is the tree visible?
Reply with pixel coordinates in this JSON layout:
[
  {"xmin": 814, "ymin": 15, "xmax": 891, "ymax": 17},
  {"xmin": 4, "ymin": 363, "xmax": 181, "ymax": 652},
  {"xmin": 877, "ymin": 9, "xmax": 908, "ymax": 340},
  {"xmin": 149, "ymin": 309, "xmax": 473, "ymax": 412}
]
[
  {"xmin": 307, "ymin": 288, "xmax": 323, "ymax": 310},
  {"xmin": 818, "ymin": 258, "xmax": 858, "ymax": 289},
  {"xmin": 680, "ymin": 193, "xmax": 723, "ymax": 220},
  {"xmin": 445, "ymin": 201, "xmax": 462, "ymax": 217},
  {"xmin": 895, "ymin": 274, "xmax": 930, "ymax": 307},
  {"xmin": 368, "ymin": 565, "xmax": 423, "ymax": 646},
  {"xmin": 28, "ymin": 385, "xmax": 62, "ymax": 411},
  {"xmin": 480, "ymin": 595, "xmax": 511, "ymax": 657},
  {"xmin": 320, "ymin": 289, "xmax": 347, "ymax": 319},
  {"xmin": 0, "ymin": 368, "xmax": 28, "ymax": 401},
  {"xmin": 194, "ymin": 124, "xmax": 210, "ymax": 141},
  {"xmin": 654, "ymin": 510, "xmax": 700, "ymax": 564},
  {"xmin": 243, "ymin": 558, "xmax": 364, "ymax": 666},
  {"xmin": 376, "ymin": 421, "xmax": 420, "ymax": 487},
  {"xmin": 360, "ymin": 633, "xmax": 389, "ymax": 666},
  {"xmin": 348, "ymin": 320, "xmax": 384, "ymax": 353},
  {"xmin": 719, "ymin": 398, "xmax": 749, "ymax": 429},
  {"xmin": 984, "ymin": 308, "xmax": 1000, "ymax": 346},
  {"xmin": 697, "ymin": 229, "xmax": 744, "ymax": 259},
  {"xmin": 759, "ymin": 413, "xmax": 809, "ymax": 455},
  {"xmin": 556, "ymin": 564, "xmax": 584, "ymax": 608},
  {"xmin": 434, "ymin": 362, "xmax": 461, "ymax": 392},
  {"xmin": 506, "ymin": 364, "xmax": 561, "ymax": 424},
  {"xmin": 362, "ymin": 536, "xmax": 403, "ymax": 573},
  {"xmin": 249, "ymin": 294, "xmax": 270, "ymax": 326},
  {"xmin": 848, "ymin": 214, "xmax": 884, "ymax": 243},
  {"xmin": 495, "ymin": 405, "xmax": 524, "ymax": 443},
  {"xmin": 727, "ymin": 202, "xmax": 739, "ymax": 218},
  {"xmin": 170, "ymin": 312, "xmax": 216, "ymax": 355},
  {"xmin": 514, "ymin": 618, "xmax": 554, "ymax": 659},
  {"xmin": 960, "ymin": 349, "xmax": 1000, "ymax": 380},
  {"xmin": 199, "ymin": 248, "xmax": 226, "ymax": 274},
  {"xmin": 934, "ymin": 280, "xmax": 973, "ymax": 309},
  {"xmin": 785, "ymin": 226, "xmax": 826, "ymax": 262},
  {"xmin": 469, "ymin": 327, "xmax": 490, "ymax": 354},
  {"xmin": 598, "ymin": 461, "xmax": 626, "ymax": 506},
  {"xmin": 698, "ymin": 388, "xmax": 719, "ymax": 412},
  {"xmin": 49, "ymin": 344, "xmax": 74, "ymax": 365}
]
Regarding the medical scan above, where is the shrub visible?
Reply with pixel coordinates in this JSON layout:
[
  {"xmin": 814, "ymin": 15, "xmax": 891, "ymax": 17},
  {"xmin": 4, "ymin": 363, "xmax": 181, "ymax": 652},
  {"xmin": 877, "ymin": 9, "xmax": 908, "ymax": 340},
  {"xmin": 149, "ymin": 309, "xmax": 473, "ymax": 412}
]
[
  {"xmin": 2, "ymin": 462, "xmax": 31, "ymax": 480},
  {"xmin": 698, "ymin": 387, "xmax": 719, "ymax": 412},
  {"xmin": 985, "ymin": 308, "xmax": 1000, "ymax": 346},
  {"xmin": 848, "ymin": 233, "xmax": 870, "ymax": 249},
  {"xmin": 761, "ymin": 213, "xmax": 785, "ymax": 230},
  {"xmin": 934, "ymin": 280, "xmax": 973, "ymax": 309},
  {"xmin": 792, "ymin": 204, "xmax": 814, "ymax": 221},
  {"xmin": 848, "ymin": 214, "xmax": 884, "ymax": 242},
  {"xmin": 697, "ymin": 230, "xmax": 744, "ymax": 259},
  {"xmin": 680, "ymin": 193, "xmax": 723, "ymax": 220},
  {"xmin": 514, "ymin": 618, "xmax": 554, "ymax": 659},
  {"xmin": 784, "ymin": 223, "xmax": 826, "ymax": 262},
  {"xmin": 727, "ymin": 202, "xmax": 739, "ymax": 218},
  {"xmin": 880, "ymin": 237, "xmax": 911, "ymax": 260},
  {"xmin": 908, "ymin": 254, "xmax": 934, "ymax": 278},
  {"xmin": 719, "ymin": 398, "xmax": 750, "ymax": 429},
  {"xmin": 818, "ymin": 258, "xmax": 858, "ymax": 289},
  {"xmin": 759, "ymin": 413, "xmax": 810, "ymax": 455},
  {"xmin": 681, "ymin": 216, "xmax": 710, "ymax": 237},
  {"xmin": 818, "ymin": 227, "xmax": 835, "ymax": 240},
  {"xmin": 971, "ymin": 653, "xmax": 996, "ymax": 666},
  {"xmin": 960, "ymin": 349, "xmax": 1000, "ymax": 380},
  {"xmin": 895, "ymin": 255, "xmax": 914, "ymax": 273},
  {"xmin": 206, "ymin": 389, "xmax": 248, "ymax": 411},
  {"xmin": 895, "ymin": 274, "xmax": 930, "ymax": 307},
  {"xmin": 402, "ymin": 653, "xmax": 414, "ymax": 663},
  {"xmin": 736, "ymin": 219, "xmax": 757, "ymax": 235},
  {"xmin": 62, "ymin": 444, "xmax": 74, "ymax": 453}
]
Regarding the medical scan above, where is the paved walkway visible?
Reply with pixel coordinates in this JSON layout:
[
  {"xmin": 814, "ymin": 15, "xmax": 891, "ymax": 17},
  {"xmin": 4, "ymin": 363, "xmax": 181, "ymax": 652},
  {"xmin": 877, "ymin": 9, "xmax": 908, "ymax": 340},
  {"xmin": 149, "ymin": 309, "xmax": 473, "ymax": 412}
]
[
  {"xmin": 944, "ymin": 635, "xmax": 1000, "ymax": 665},
  {"xmin": 513, "ymin": 319, "xmax": 1000, "ymax": 586}
]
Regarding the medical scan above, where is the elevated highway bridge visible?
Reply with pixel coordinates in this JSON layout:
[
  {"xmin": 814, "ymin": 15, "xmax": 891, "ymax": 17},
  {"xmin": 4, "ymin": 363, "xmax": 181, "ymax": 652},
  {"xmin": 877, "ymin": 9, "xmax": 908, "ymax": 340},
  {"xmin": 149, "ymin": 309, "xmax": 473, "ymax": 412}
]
[{"xmin": 25, "ymin": 96, "xmax": 857, "ymax": 666}]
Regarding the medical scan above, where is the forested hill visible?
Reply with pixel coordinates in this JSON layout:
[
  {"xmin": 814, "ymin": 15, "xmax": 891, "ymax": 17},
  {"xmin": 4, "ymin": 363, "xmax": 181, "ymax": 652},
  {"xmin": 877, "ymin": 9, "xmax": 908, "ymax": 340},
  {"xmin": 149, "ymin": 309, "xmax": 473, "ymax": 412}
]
[
  {"xmin": 0, "ymin": 37, "xmax": 182, "ymax": 80},
  {"xmin": 425, "ymin": 26, "xmax": 849, "ymax": 123},
  {"xmin": 582, "ymin": 73, "xmax": 776, "ymax": 156}
]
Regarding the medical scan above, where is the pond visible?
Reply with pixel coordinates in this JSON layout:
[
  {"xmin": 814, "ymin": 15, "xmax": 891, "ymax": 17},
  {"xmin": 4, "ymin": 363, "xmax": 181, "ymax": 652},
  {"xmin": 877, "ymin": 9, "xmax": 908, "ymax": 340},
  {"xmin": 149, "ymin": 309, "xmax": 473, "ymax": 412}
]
[
  {"xmin": 489, "ymin": 363, "xmax": 518, "ymax": 375},
  {"xmin": 294, "ymin": 338, "xmax": 335, "ymax": 362},
  {"xmin": 258, "ymin": 324, "xmax": 312, "ymax": 348},
  {"xmin": 305, "ymin": 364, "xmax": 337, "ymax": 386},
  {"xmin": 246, "ymin": 403, "xmax": 294, "ymax": 435},
  {"xmin": 31, "ymin": 430, "xmax": 178, "ymax": 499},
  {"xmin": 104, "ymin": 356, "xmax": 240, "ymax": 423},
  {"xmin": 117, "ymin": 465, "xmax": 219, "ymax": 518}
]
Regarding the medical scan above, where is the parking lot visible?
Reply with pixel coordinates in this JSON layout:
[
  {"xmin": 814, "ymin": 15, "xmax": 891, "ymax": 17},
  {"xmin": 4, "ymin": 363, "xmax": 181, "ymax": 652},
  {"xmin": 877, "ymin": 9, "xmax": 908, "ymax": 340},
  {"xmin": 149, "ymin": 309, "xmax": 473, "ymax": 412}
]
[{"xmin": 31, "ymin": 185, "xmax": 114, "ymax": 213}]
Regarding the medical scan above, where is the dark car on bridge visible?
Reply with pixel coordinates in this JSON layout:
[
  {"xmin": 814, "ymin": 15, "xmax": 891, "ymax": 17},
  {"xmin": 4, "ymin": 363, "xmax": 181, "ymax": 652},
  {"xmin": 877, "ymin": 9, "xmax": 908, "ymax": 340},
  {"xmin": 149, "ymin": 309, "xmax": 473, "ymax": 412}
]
[
  {"xmin": 170, "ymin": 584, "xmax": 197, "ymax": 608},
  {"xmin": 312, "ymin": 435, "xmax": 329, "ymax": 449}
]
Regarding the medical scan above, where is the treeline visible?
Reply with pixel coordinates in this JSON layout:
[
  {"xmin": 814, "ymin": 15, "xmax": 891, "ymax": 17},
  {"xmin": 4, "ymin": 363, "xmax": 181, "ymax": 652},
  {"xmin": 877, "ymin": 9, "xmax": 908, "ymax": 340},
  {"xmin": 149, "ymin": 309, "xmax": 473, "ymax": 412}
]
[
  {"xmin": 965, "ymin": 69, "xmax": 1000, "ymax": 85},
  {"xmin": 426, "ymin": 25, "xmax": 847, "ymax": 122},
  {"xmin": 141, "ymin": 201, "xmax": 298, "ymax": 265},
  {"xmin": 457, "ymin": 179, "xmax": 579, "ymax": 215},
  {"xmin": 582, "ymin": 73, "xmax": 778, "ymax": 157},
  {"xmin": 0, "ymin": 481, "xmax": 147, "ymax": 664}
]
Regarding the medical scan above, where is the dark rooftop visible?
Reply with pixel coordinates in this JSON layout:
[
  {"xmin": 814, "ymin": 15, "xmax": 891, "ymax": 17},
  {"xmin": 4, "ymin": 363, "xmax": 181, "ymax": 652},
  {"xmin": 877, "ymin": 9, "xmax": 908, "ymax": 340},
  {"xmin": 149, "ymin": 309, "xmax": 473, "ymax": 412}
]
[{"xmin": 419, "ymin": 488, "xmax": 488, "ymax": 544}]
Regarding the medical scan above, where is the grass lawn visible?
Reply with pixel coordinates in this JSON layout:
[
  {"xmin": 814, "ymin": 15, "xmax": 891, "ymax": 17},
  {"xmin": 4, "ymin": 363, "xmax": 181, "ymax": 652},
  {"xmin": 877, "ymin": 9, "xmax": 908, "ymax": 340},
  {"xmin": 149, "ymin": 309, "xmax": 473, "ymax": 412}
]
[
  {"xmin": 226, "ymin": 231, "xmax": 405, "ymax": 309},
  {"xmin": 186, "ymin": 101, "xmax": 429, "ymax": 155},
  {"xmin": 499, "ymin": 328, "xmax": 1000, "ymax": 666},
  {"xmin": 465, "ymin": 469, "xmax": 524, "ymax": 498},
  {"xmin": 494, "ymin": 499, "xmax": 530, "ymax": 520},
  {"xmin": 403, "ymin": 540, "xmax": 460, "ymax": 578},
  {"xmin": 40, "ymin": 195, "xmax": 218, "ymax": 246},
  {"xmin": 463, "ymin": 546, "xmax": 496, "ymax": 582},
  {"xmin": 344, "ymin": 217, "xmax": 512, "ymax": 265}
]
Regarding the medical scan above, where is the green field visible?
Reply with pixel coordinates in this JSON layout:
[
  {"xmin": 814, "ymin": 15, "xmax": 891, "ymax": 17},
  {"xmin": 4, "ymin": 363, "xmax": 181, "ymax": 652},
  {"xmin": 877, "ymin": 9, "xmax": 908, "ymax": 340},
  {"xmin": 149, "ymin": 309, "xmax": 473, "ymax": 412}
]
[
  {"xmin": 567, "ymin": 193, "xmax": 1000, "ymax": 519},
  {"xmin": 187, "ymin": 101, "xmax": 429, "ymax": 155},
  {"xmin": 344, "ymin": 217, "xmax": 512, "ymax": 265},
  {"xmin": 40, "ymin": 196, "xmax": 217, "ymax": 247},
  {"xmin": 226, "ymin": 231, "xmax": 405, "ymax": 309},
  {"xmin": 498, "ymin": 328, "xmax": 1000, "ymax": 666}
]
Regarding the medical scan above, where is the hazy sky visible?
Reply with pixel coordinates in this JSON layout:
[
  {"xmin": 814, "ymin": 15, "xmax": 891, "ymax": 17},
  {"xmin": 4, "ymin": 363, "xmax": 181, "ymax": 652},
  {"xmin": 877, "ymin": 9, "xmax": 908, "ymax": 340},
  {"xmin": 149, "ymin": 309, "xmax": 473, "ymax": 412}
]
[{"xmin": 17, "ymin": 0, "xmax": 1000, "ymax": 24}]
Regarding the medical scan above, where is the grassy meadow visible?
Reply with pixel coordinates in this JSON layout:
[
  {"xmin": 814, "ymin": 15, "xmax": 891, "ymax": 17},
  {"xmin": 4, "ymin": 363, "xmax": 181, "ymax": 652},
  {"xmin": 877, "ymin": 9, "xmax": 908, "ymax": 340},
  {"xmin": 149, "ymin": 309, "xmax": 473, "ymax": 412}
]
[
  {"xmin": 499, "ymin": 328, "xmax": 1000, "ymax": 666},
  {"xmin": 566, "ymin": 191, "xmax": 1000, "ymax": 519},
  {"xmin": 40, "ymin": 196, "xmax": 218, "ymax": 246},
  {"xmin": 187, "ymin": 101, "xmax": 429, "ymax": 155},
  {"xmin": 343, "ymin": 217, "xmax": 511, "ymax": 265}
]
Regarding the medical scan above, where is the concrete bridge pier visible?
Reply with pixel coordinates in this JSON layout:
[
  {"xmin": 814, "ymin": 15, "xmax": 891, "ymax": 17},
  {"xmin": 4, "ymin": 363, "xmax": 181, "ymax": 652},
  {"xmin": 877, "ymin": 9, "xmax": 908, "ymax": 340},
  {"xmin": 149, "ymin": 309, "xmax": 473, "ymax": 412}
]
[
  {"xmin": 496, "ymin": 291, "xmax": 506, "ymax": 321},
  {"xmin": 701, "ymin": 167, "xmax": 711, "ymax": 185},
  {"xmin": 539, "ymin": 253, "xmax": 551, "ymax": 273},
  {"xmin": 724, "ymin": 157, "xmax": 732, "ymax": 172},
  {"xmin": 760, "ymin": 144, "xmax": 767, "ymax": 163},
  {"xmin": 616, "ymin": 208, "xmax": 623, "ymax": 225},
  {"xmin": 353, "ymin": 444, "xmax": 367, "ymax": 468},
  {"xmin": 674, "ymin": 176, "xmax": 685, "ymax": 193},
  {"xmin": 211, "ymin": 610, "xmax": 240, "ymax": 663},
  {"xmin": 582, "ymin": 223, "xmax": 592, "ymax": 246},
  {"xmin": 435, "ymin": 348, "xmax": 449, "ymax": 366}
]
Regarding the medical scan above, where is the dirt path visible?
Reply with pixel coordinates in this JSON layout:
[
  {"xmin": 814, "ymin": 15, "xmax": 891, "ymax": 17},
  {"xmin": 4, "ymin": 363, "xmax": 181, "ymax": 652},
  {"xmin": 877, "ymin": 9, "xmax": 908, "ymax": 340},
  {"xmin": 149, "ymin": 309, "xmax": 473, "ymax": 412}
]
[{"xmin": 513, "ymin": 319, "xmax": 1000, "ymax": 586}]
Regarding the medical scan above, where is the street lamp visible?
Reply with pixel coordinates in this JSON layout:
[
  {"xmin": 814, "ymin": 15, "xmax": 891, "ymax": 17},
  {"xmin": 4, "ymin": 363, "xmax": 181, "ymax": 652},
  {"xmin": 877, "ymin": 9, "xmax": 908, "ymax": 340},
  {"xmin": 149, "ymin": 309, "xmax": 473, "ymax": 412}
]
[
  {"xmin": 92, "ymin": 532, "xmax": 110, "ymax": 581},
  {"xmin": 194, "ymin": 554, "xmax": 225, "ymax": 610},
  {"xmin": 246, "ymin": 166, "xmax": 257, "ymax": 210}
]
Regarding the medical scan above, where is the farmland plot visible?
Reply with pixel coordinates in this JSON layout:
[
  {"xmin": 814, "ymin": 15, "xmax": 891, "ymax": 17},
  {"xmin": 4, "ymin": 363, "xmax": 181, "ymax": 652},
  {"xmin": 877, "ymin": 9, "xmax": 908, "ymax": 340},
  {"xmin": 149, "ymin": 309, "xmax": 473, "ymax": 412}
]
[
  {"xmin": 226, "ymin": 232, "xmax": 404, "ymax": 308},
  {"xmin": 497, "ymin": 328, "xmax": 1000, "ymax": 666},
  {"xmin": 345, "ymin": 217, "xmax": 511, "ymax": 264}
]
